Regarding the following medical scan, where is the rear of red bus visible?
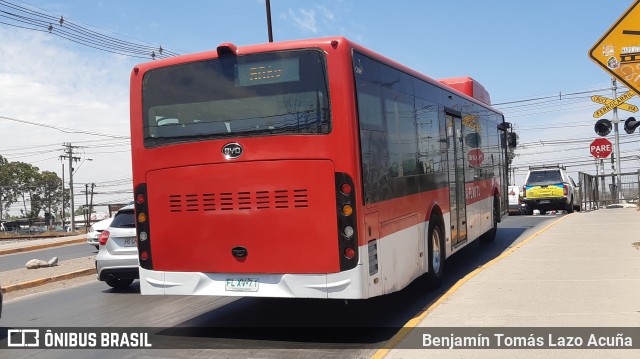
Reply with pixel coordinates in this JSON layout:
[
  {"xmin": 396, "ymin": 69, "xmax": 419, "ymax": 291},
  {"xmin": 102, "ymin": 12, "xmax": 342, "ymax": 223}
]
[{"xmin": 130, "ymin": 38, "xmax": 367, "ymax": 298}]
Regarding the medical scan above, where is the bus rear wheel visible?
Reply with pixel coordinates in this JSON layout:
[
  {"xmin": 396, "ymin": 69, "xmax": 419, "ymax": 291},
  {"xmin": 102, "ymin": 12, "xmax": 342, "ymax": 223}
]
[
  {"xmin": 425, "ymin": 214, "xmax": 445, "ymax": 288},
  {"xmin": 481, "ymin": 196, "xmax": 499, "ymax": 242}
]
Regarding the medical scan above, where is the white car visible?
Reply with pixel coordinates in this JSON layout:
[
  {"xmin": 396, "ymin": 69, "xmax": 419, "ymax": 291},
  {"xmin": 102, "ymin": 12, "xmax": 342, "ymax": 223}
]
[
  {"xmin": 508, "ymin": 185, "xmax": 528, "ymax": 215},
  {"xmin": 95, "ymin": 204, "xmax": 138, "ymax": 289},
  {"xmin": 86, "ymin": 217, "xmax": 114, "ymax": 248}
]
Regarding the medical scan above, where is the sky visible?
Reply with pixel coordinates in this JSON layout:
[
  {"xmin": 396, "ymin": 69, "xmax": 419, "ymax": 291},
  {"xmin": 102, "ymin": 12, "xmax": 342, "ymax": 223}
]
[{"xmin": 1, "ymin": 0, "xmax": 639, "ymax": 217}]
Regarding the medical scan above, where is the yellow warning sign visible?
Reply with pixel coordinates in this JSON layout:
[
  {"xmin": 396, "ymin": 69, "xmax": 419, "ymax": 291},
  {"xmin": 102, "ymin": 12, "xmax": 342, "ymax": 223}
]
[
  {"xmin": 589, "ymin": 0, "xmax": 640, "ymax": 96},
  {"xmin": 592, "ymin": 91, "xmax": 638, "ymax": 118}
]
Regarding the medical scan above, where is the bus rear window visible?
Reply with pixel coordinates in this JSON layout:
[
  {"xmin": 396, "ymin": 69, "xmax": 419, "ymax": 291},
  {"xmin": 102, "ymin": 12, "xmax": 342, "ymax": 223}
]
[{"xmin": 142, "ymin": 50, "xmax": 330, "ymax": 148}]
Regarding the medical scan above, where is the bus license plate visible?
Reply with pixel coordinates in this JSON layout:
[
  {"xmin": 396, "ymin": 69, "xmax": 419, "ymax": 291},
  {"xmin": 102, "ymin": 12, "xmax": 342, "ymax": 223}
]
[
  {"xmin": 225, "ymin": 278, "xmax": 259, "ymax": 292},
  {"xmin": 123, "ymin": 238, "xmax": 137, "ymax": 247},
  {"xmin": 539, "ymin": 200, "xmax": 550, "ymax": 204}
]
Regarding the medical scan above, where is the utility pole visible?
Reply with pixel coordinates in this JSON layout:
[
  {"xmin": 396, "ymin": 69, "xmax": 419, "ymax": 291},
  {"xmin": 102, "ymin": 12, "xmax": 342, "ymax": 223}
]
[
  {"xmin": 85, "ymin": 183, "xmax": 89, "ymax": 231},
  {"xmin": 611, "ymin": 78, "xmax": 623, "ymax": 203},
  {"xmin": 59, "ymin": 143, "xmax": 80, "ymax": 231},
  {"xmin": 89, "ymin": 183, "xmax": 95, "ymax": 222},
  {"xmin": 82, "ymin": 183, "xmax": 95, "ymax": 232},
  {"xmin": 265, "ymin": 0, "xmax": 273, "ymax": 42},
  {"xmin": 61, "ymin": 163, "xmax": 65, "ymax": 229}
]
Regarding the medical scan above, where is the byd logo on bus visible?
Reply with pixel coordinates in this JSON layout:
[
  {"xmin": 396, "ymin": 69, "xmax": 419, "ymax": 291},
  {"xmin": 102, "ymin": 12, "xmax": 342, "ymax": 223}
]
[
  {"xmin": 589, "ymin": 138, "xmax": 612, "ymax": 159},
  {"xmin": 222, "ymin": 143, "xmax": 243, "ymax": 159}
]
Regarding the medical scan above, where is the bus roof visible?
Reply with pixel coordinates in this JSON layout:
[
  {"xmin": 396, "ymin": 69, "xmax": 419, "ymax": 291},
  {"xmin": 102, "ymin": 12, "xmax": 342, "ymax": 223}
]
[
  {"xmin": 133, "ymin": 36, "xmax": 502, "ymax": 115},
  {"xmin": 438, "ymin": 77, "xmax": 491, "ymax": 106}
]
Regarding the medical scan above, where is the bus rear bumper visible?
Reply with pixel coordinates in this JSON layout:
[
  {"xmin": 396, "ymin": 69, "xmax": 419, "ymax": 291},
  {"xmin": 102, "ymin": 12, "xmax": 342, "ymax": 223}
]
[{"xmin": 138, "ymin": 266, "xmax": 367, "ymax": 299}]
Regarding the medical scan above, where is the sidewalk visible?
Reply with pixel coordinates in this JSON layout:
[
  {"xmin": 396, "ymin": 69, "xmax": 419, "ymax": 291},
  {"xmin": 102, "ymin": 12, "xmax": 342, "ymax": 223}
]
[
  {"xmin": 379, "ymin": 208, "xmax": 640, "ymax": 358},
  {"xmin": 0, "ymin": 234, "xmax": 95, "ymax": 294}
]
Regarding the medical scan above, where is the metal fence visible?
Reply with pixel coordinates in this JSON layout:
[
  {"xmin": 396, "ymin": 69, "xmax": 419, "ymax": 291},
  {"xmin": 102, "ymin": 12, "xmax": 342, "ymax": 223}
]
[{"xmin": 578, "ymin": 170, "xmax": 640, "ymax": 210}]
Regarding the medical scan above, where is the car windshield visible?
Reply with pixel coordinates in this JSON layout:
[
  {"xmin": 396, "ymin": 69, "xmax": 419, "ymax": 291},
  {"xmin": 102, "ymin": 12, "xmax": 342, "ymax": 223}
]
[
  {"xmin": 110, "ymin": 210, "xmax": 135, "ymax": 228},
  {"xmin": 527, "ymin": 170, "xmax": 563, "ymax": 186}
]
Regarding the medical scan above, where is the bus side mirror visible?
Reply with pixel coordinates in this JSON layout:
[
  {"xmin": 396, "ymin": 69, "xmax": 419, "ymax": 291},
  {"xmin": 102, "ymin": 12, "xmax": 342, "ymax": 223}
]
[
  {"xmin": 497, "ymin": 122, "xmax": 511, "ymax": 131},
  {"xmin": 507, "ymin": 132, "xmax": 517, "ymax": 148}
]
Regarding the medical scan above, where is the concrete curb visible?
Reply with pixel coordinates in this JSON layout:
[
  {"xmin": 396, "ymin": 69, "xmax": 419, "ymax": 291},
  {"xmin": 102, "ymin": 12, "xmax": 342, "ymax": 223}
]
[
  {"xmin": 1, "ymin": 267, "xmax": 95, "ymax": 294},
  {"xmin": 0, "ymin": 237, "xmax": 86, "ymax": 256}
]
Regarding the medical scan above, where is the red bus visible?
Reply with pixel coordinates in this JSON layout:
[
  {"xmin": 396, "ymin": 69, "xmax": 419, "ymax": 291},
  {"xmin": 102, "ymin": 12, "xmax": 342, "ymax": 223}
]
[{"xmin": 129, "ymin": 37, "xmax": 511, "ymax": 299}]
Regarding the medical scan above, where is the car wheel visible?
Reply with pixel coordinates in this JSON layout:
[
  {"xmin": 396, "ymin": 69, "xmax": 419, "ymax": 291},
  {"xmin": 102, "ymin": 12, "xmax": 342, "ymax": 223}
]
[
  {"xmin": 566, "ymin": 198, "xmax": 574, "ymax": 213},
  {"xmin": 105, "ymin": 277, "xmax": 134, "ymax": 289},
  {"xmin": 425, "ymin": 214, "xmax": 445, "ymax": 288}
]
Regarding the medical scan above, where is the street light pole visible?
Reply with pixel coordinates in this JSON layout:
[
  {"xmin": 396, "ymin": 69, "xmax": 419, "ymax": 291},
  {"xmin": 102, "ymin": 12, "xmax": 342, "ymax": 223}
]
[{"xmin": 611, "ymin": 78, "xmax": 623, "ymax": 203}]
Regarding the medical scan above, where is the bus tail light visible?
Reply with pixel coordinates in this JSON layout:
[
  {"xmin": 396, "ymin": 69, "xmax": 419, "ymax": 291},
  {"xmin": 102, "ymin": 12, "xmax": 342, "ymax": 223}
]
[
  {"xmin": 341, "ymin": 204, "xmax": 353, "ymax": 216},
  {"xmin": 134, "ymin": 183, "xmax": 153, "ymax": 270},
  {"xmin": 344, "ymin": 247, "xmax": 355, "ymax": 259},
  {"xmin": 335, "ymin": 173, "xmax": 358, "ymax": 271},
  {"xmin": 343, "ymin": 226, "xmax": 354, "ymax": 238}
]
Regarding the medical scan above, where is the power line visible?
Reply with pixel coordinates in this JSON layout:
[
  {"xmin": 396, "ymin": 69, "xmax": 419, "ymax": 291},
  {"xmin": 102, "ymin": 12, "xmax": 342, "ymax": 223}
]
[
  {"xmin": 494, "ymin": 87, "xmax": 612, "ymax": 107},
  {"xmin": 0, "ymin": 114, "xmax": 129, "ymax": 139},
  {"xmin": 0, "ymin": 0, "xmax": 181, "ymax": 60},
  {"xmin": 493, "ymin": 84, "xmax": 638, "ymax": 121}
]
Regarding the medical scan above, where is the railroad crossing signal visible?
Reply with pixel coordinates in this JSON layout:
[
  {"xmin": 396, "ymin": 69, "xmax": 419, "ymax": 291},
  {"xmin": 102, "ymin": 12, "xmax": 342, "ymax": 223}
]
[
  {"xmin": 589, "ymin": 0, "xmax": 640, "ymax": 96},
  {"xmin": 591, "ymin": 92, "xmax": 638, "ymax": 118},
  {"xmin": 590, "ymin": 138, "xmax": 613, "ymax": 159},
  {"xmin": 625, "ymin": 116, "xmax": 640, "ymax": 133},
  {"xmin": 594, "ymin": 118, "xmax": 613, "ymax": 136}
]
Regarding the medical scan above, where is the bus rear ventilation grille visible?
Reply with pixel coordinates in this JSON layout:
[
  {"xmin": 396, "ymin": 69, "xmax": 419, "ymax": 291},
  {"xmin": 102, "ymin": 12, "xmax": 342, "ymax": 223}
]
[{"xmin": 168, "ymin": 189, "xmax": 309, "ymax": 212}]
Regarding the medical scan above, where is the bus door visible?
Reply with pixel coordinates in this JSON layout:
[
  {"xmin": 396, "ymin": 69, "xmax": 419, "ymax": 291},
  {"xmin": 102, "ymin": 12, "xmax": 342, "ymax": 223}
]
[{"xmin": 445, "ymin": 114, "xmax": 467, "ymax": 247}]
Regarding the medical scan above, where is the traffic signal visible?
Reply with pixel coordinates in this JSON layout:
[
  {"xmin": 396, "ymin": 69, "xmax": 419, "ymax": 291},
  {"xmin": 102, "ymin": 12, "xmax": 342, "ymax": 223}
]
[
  {"xmin": 624, "ymin": 117, "xmax": 640, "ymax": 134},
  {"xmin": 594, "ymin": 118, "xmax": 612, "ymax": 136}
]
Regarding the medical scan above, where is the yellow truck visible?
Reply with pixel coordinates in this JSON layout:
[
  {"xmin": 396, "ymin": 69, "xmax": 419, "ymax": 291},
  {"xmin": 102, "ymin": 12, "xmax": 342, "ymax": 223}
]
[{"xmin": 522, "ymin": 165, "xmax": 580, "ymax": 214}]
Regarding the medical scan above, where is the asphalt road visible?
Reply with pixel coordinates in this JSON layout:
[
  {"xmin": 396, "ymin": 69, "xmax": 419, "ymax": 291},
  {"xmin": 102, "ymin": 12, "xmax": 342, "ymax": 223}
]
[
  {"xmin": 0, "ymin": 243, "xmax": 97, "ymax": 272},
  {"xmin": 0, "ymin": 214, "xmax": 560, "ymax": 359}
]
